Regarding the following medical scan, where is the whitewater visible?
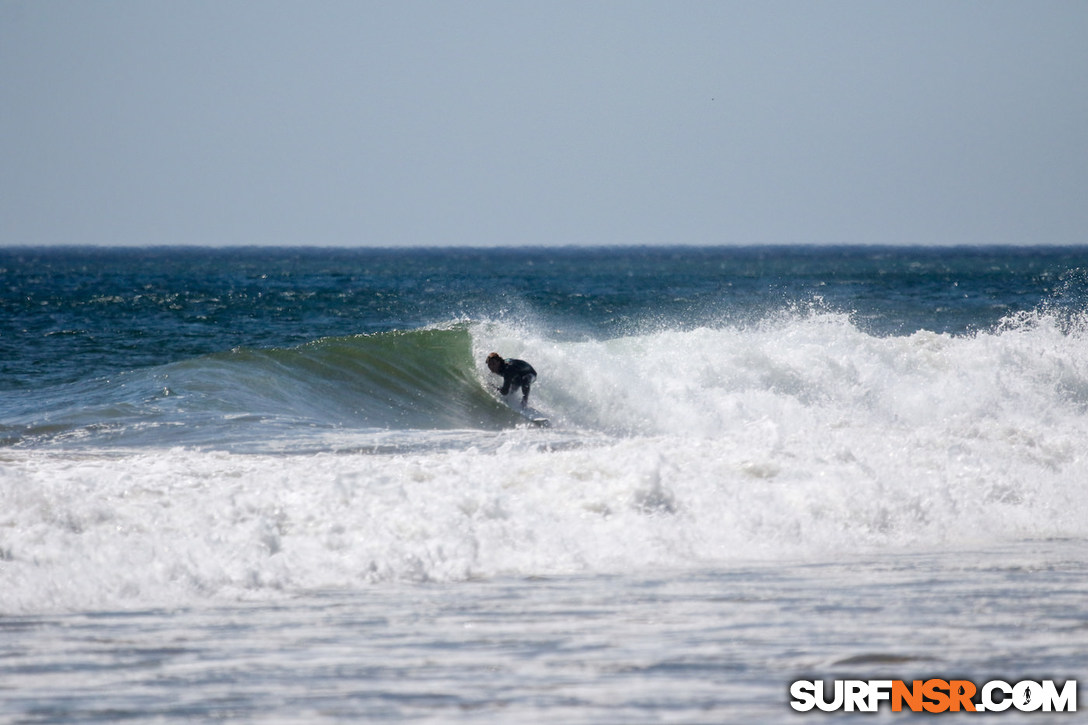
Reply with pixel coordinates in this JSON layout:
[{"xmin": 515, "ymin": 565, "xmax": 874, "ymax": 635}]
[{"xmin": 2, "ymin": 246, "xmax": 1086, "ymax": 721}]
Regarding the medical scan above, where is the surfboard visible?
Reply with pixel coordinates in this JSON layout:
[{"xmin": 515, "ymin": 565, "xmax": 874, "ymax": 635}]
[
  {"xmin": 497, "ymin": 394, "xmax": 550, "ymax": 427},
  {"xmin": 522, "ymin": 411, "xmax": 550, "ymax": 427},
  {"xmin": 513, "ymin": 402, "xmax": 550, "ymax": 427}
]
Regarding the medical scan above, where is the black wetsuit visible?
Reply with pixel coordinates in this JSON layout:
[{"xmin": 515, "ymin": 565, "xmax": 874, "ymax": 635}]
[{"xmin": 498, "ymin": 358, "xmax": 537, "ymax": 400}]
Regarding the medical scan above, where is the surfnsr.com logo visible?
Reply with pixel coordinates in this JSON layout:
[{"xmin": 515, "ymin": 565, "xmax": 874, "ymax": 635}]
[{"xmin": 790, "ymin": 679, "xmax": 1077, "ymax": 713}]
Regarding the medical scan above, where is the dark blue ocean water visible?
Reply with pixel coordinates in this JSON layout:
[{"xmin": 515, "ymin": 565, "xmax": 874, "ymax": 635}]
[{"xmin": 4, "ymin": 245, "xmax": 1084, "ymax": 391}]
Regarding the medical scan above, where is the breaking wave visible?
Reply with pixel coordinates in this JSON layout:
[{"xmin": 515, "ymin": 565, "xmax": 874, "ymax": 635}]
[{"xmin": 3, "ymin": 309, "xmax": 1088, "ymax": 613}]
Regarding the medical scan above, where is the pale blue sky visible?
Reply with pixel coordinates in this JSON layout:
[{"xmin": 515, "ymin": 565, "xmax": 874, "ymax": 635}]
[{"xmin": 2, "ymin": 1, "xmax": 1086, "ymax": 247}]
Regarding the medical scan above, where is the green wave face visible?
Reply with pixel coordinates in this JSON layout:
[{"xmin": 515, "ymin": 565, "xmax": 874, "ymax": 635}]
[
  {"xmin": 222, "ymin": 325, "xmax": 518, "ymax": 429},
  {"xmin": 3, "ymin": 324, "xmax": 526, "ymax": 449}
]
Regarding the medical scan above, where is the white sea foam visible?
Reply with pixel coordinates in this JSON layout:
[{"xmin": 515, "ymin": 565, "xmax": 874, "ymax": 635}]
[{"xmin": 3, "ymin": 311, "xmax": 1088, "ymax": 614}]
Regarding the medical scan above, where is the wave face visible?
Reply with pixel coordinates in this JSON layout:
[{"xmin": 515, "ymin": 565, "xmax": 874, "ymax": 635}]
[
  {"xmin": 4, "ymin": 309, "xmax": 1088, "ymax": 612},
  {"xmin": 1, "ymin": 325, "xmax": 531, "ymax": 450}
]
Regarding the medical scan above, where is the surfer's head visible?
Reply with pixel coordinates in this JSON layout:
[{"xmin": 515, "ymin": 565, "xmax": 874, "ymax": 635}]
[{"xmin": 486, "ymin": 352, "xmax": 504, "ymax": 374}]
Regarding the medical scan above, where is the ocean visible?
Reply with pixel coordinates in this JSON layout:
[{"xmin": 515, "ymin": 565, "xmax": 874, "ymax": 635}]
[{"xmin": 1, "ymin": 245, "xmax": 1086, "ymax": 722}]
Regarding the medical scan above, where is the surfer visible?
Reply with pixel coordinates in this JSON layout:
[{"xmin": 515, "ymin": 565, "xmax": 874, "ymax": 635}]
[{"xmin": 486, "ymin": 352, "xmax": 536, "ymax": 407}]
